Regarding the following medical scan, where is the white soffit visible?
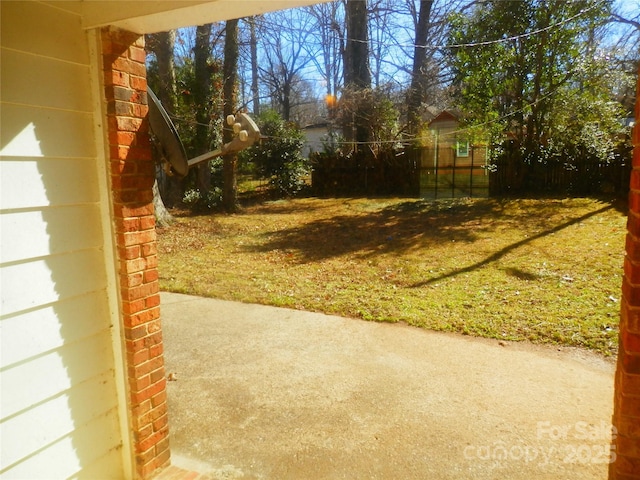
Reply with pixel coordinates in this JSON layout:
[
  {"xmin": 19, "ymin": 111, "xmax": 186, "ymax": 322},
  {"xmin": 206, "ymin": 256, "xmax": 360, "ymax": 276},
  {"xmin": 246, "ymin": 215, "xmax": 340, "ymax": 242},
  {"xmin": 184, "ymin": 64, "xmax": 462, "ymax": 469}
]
[{"xmin": 81, "ymin": 0, "xmax": 331, "ymax": 34}]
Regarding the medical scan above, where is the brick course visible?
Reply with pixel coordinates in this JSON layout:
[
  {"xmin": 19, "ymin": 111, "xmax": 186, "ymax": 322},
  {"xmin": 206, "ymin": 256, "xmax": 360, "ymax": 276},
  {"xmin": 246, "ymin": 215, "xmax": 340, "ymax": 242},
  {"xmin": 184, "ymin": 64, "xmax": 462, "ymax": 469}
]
[
  {"xmin": 101, "ymin": 27, "xmax": 169, "ymax": 479},
  {"xmin": 611, "ymin": 65, "xmax": 640, "ymax": 480}
]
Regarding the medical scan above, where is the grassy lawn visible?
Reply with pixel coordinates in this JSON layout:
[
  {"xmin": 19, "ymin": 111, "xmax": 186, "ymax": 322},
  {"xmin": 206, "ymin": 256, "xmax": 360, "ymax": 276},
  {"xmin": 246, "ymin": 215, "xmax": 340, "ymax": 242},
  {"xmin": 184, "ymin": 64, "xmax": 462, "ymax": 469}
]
[{"xmin": 157, "ymin": 196, "xmax": 627, "ymax": 356}]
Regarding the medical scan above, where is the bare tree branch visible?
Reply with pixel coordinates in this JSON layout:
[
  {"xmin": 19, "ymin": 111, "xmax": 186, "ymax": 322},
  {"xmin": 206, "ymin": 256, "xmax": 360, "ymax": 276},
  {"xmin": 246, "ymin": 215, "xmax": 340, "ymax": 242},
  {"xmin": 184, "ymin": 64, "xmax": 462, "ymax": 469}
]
[{"xmin": 611, "ymin": 13, "xmax": 640, "ymax": 30}]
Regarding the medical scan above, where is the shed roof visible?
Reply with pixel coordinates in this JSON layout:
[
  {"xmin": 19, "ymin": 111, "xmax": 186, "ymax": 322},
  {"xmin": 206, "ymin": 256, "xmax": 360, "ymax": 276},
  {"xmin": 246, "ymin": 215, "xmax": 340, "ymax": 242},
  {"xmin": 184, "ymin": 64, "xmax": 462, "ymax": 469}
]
[{"xmin": 429, "ymin": 109, "xmax": 462, "ymax": 126}]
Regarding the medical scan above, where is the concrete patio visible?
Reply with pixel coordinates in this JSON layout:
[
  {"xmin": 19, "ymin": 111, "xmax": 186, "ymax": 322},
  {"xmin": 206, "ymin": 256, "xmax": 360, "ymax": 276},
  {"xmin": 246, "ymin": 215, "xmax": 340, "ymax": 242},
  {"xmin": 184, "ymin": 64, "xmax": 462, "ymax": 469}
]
[{"xmin": 160, "ymin": 292, "xmax": 616, "ymax": 480}]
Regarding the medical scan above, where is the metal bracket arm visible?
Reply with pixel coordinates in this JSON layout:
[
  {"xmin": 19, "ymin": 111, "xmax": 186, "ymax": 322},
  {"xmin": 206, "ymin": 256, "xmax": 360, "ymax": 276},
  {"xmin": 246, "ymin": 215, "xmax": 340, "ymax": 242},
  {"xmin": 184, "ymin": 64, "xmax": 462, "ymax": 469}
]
[{"xmin": 187, "ymin": 113, "xmax": 261, "ymax": 168}]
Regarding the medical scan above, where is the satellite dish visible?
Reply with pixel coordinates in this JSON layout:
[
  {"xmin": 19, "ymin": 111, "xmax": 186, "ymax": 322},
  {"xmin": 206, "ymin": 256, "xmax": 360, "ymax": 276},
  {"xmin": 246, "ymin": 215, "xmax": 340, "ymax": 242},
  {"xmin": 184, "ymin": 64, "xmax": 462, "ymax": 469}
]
[
  {"xmin": 147, "ymin": 88, "xmax": 261, "ymax": 175},
  {"xmin": 148, "ymin": 88, "xmax": 189, "ymax": 177}
]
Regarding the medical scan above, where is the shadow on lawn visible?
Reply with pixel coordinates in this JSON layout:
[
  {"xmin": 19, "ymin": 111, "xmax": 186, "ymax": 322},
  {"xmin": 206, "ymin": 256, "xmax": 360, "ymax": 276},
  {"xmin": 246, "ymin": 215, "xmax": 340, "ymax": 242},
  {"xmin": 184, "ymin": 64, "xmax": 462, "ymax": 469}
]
[
  {"xmin": 244, "ymin": 197, "xmax": 617, "ymax": 264},
  {"xmin": 242, "ymin": 199, "xmax": 486, "ymax": 261},
  {"xmin": 410, "ymin": 203, "xmax": 615, "ymax": 287}
]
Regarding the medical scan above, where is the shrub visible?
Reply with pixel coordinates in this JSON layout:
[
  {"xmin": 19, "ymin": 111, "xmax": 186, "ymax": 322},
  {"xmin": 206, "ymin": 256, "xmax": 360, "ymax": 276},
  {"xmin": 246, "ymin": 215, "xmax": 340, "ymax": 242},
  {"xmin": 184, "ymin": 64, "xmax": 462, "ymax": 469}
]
[
  {"xmin": 182, "ymin": 186, "xmax": 222, "ymax": 211},
  {"xmin": 242, "ymin": 110, "xmax": 310, "ymax": 196}
]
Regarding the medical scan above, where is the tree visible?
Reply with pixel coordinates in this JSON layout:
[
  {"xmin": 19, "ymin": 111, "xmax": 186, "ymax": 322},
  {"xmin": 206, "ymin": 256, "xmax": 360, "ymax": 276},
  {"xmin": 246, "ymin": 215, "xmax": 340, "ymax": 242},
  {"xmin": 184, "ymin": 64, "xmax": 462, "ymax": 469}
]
[
  {"xmin": 146, "ymin": 30, "xmax": 178, "ymax": 225},
  {"xmin": 336, "ymin": 86, "xmax": 402, "ymax": 158},
  {"xmin": 406, "ymin": 0, "xmax": 435, "ymax": 135},
  {"xmin": 146, "ymin": 31, "xmax": 178, "ymax": 111},
  {"xmin": 242, "ymin": 110, "xmax": 310, "ymax": 195},
  {"xmin": 152, "ymin": 179, "xmax": 174, "ymax": 227},
  {"xmin": 344, "ymin": 0, "xmax": 372, "ymax": 90},
  {"xmin": 608, "ymin": 0, "xmax": 640, "ymax": 114},
  {"xmin": 611, "ymin": 1, "xmax": 640, "ymax": 31},
  {"xmin": 257, "ymin": 9, "xmax": 319, "ymax": 122},
  {"xmin": 222, "ymin": 18, "xmax": 240, "ymax": 213},
  {"xmin": 193, "ymin": 24, "xmax": 214, "ymax": 197},
  {"xmin": 447, "ymin": 0, "xmax": 616, "ymax": 164},
  {"xmin": 149, "ymin": 1, "xmax": 635, "ymax": 198},
  {"xmin": 248, "ymin": 16, "xmax": 261, "ymax": 115},
  {"xmin": 307, "ymin": 2, "xmax": 344, "ymax": 104},
  {"xmin": 344, "ymin": 0, "xmax": 372, "ymax": 147},
  {"xmin": 368, "ymin": 0, "xmax": 396, "ymax": 88},
  {"xmin": 147, "ymin": 26, "xmax": 227, "ymax": 212}
]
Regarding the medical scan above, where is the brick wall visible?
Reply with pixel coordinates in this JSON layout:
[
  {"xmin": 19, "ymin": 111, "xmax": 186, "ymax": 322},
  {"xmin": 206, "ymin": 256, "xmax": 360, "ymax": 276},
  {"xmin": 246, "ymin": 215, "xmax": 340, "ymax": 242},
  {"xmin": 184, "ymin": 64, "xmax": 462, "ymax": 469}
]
[
  {"xmin": 101, "ymin": 27, "xmax": 170, "ymax": 479},
  {"xmin": 611, "ymin": 67, "xmax": 640, "ymax": 480}
]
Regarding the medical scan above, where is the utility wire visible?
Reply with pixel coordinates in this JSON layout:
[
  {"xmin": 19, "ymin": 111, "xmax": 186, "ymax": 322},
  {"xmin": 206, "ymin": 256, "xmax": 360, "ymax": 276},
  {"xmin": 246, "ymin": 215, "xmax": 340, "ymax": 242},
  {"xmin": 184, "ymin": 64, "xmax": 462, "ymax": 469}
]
[
  {"xmin": 253, "ymin": 0, "xmax": 605, "ymax": 51},
  {"xmin": 166, "ymin": 84, "xmax": 563, "ymax": 149},
  {"xmin": 159, "ymin": 0, "xmax": 610, "ymax": 149},
  {"xmin": 436, "ymin": 1, "xmax": 606, "ymax": 50},
  {"xmin": 251, "ymin": 80, "xmax": 572, "ymax": 149}
]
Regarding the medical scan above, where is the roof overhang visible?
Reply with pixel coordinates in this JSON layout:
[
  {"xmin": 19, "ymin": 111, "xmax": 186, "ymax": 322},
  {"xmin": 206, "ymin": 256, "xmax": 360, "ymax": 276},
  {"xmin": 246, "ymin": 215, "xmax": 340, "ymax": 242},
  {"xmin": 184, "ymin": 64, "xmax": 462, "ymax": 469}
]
[{"xmin": 74, "ymin": 0, "xmax": 329, "ymax": 34}]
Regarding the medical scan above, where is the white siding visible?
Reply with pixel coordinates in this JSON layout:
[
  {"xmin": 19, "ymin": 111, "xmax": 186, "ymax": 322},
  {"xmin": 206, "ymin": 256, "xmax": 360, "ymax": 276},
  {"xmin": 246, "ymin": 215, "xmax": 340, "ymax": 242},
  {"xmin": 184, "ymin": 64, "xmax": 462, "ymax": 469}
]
[{"xmin": 0, "ymin": 2, "xmax": 126, "ymax": 478}]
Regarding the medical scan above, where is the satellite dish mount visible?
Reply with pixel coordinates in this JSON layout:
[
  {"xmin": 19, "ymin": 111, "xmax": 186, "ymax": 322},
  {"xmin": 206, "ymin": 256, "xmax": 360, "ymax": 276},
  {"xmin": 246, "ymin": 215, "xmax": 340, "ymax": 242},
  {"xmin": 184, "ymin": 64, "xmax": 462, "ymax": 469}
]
[{"xmin": 147, "ymin": 88, "xmax": 260, "ymax": 178}]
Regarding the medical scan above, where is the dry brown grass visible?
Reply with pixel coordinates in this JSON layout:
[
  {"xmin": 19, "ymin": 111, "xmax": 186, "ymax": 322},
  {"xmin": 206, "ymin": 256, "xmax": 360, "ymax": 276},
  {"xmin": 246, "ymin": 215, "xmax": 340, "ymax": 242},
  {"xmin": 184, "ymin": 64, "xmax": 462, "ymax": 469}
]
[{"xmin": 158, "ymin": 196, "xmax": 627, "ymax": 356}]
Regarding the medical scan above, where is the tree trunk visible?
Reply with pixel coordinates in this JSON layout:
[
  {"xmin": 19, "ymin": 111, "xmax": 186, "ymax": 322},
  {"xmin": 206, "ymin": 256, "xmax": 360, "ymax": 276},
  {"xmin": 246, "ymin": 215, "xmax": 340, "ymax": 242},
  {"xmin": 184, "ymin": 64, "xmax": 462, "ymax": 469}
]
[
  {"xmin": 146, "ymin": 30, "xmax": 184, "ymax": 208},
  {"xmin": 194, "ymin": 24, "xmax": 213, "ymax": 197},
  {"xmin": 151, "ymin": 31, "xmax": 177, "ymax": 113},
  {"xmin": 282, "ymin": 79, "xmax": 291, "ymax": 122},
  {"xmin": 406, "ymin": 0, "xmax": 434, "ymax": 136},
  {"xmin": 344, "ymin": 0, "xmax": 371, "ymax": 89},
  {"xmin": 223, "ymin": 19, "xmax": 240, "ymax": 213},
  {"xmin": 344, "ymin": 0, "xmax": 371, "ymax": 148},
  {"xmin": 153, "ymin": 178, "xmax": 174, "ymax": 227},
  {"xmin": 249, "ymin": 17, "xmax": 260, "ymax": 115}
]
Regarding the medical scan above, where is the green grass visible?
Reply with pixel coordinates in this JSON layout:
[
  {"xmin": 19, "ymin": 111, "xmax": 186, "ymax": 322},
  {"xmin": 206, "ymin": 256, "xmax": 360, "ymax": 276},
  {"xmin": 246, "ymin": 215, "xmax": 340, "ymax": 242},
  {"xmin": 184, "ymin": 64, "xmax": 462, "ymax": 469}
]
[{"xmin": 157, "ymin": 196, "xmax": 627, "ymax": 356}]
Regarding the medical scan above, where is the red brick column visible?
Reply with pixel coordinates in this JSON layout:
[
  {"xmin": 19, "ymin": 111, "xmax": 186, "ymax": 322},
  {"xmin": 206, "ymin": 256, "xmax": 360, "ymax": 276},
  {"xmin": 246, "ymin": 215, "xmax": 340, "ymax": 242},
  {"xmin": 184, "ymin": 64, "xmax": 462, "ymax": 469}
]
[
  {"xmin": 612, "ymin": 67, "xmax": 640, "ymax": 480},
  {"xmin": 101, "ymin": 27, "xmax": 170, "ymax": 479}
]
